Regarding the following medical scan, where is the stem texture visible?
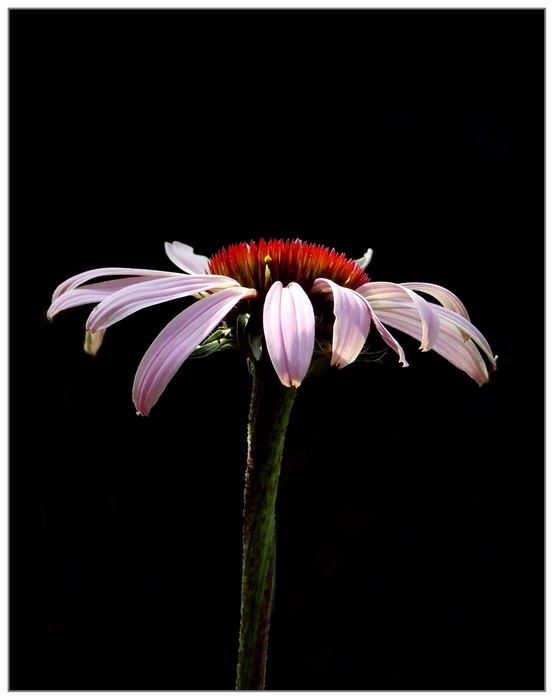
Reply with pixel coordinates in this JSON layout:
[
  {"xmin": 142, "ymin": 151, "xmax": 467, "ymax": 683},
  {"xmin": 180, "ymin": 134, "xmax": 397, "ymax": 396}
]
[{"xmin": 236, "ymin": 357, "xmax": 297, "ymax": 690}]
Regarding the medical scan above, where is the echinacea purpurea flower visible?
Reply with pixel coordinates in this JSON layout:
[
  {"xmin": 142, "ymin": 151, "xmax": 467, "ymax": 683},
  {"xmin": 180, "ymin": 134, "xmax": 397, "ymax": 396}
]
[
  {"xmin": 48, "ymin": 239, "xmax": 496, "ymax": 417},
  {"xmin": 48, "ymin": 238, "xmax": 497, "ymax": 690}
]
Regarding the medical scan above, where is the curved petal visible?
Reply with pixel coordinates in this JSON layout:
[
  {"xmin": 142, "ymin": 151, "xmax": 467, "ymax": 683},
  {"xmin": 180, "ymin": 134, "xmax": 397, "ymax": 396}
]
[
  {"xmin": 312, "ymin": 278, "xmax": 371, "ymax": 369},
  {"xmin": 354, "ymin": 248, "xmax": 373, "ymax": 270},
  {"xmin": 356, "ymin": 281, "xmax": 440, "ymax": 351},
  {"xmin": 399, "ymin": 282, "xmax": 470, "ymax": 320},
  {"xmin": 133, "ymin": 286, "xmax": 253, "ymax": 416},
  {"xmin": 263, "ymin": 282, "xmax": 315, "ymax": 388},
  {"xmin": 371, "ymin": 300, "xmax": 496, "ymax": 368},
  {"xmin": 365, "ymin": 303, "xmax": 409, "ymax": 367},
  {"xmin": 47, "ymin": 276, "xmax": 161, "ymax": 320},
  {"xmin": 86, "ymin": 274, "xmax": 240, "ymax": 332},
  {"xmin": 52, "ymin": 266, "xmax": 182, "ymax": 301},
  {"xmin": 368, "ymin": 302, "xmax": 494, "ymax": 384},
  {"xmin": 433, "ymin": 306, "xmax": 496, "ymax": 367},
  {"xmin": 164, "ymin": 241, "xmax": 210, "ymax": 274},
  {"xmin": 432, "ymin": 334, "xmax": 490, "ymax": 385}
]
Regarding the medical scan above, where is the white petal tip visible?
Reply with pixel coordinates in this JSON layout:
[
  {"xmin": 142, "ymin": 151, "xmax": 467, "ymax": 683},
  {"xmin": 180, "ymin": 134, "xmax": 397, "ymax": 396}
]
[
  {"xmin": 355, "ymin": 248, "xmax": 374, "ymax": 270},
  {"xmin": 84, "ymin": 328, "xmax": 106, "ymax": 357}
]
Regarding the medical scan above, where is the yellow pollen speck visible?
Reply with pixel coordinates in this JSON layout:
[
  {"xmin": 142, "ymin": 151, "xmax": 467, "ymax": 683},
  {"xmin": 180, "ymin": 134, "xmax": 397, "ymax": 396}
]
[{"xmin": 264, "ymin": 254, "xmax": 272, "ymax": 263}]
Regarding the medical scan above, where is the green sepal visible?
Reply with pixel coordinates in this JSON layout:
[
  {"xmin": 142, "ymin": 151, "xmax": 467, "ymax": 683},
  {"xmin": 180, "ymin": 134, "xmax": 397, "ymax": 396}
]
[
  {"xmin": 236, "ymin": 313, "xmax": 250, "ymax": 348},
  {"xmin": 238, "ymin": 312, "xmax": 263, "ymax": 362},
  {"xmin": 248, "ymin": 332, "xmax": 263, "ymax": 362},
  {"xmin": 189, "ymin": 327, "xmax": 234, "ymax": 359}
]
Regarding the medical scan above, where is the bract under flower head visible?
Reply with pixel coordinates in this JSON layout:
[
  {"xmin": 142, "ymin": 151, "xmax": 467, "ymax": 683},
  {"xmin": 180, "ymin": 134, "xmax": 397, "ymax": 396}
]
[{"xmin": 208, "ymin": 239, "xmax": 370, "ymax": 294}]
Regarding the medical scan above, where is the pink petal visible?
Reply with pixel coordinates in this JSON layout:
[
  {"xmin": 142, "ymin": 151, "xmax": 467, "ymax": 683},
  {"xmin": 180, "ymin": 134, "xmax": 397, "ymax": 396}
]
[
  {"xmin": 86, "ymin": 275, "xmax": 239, "ymax": 332},
  {"xmin": 52, "ymin": 267, "xmax": 182, "ymax": 302},
  {"xmin": 399, "ymin": 282, "xmax": 470, "ymax": 320},
  {"xmin": 433, "ymin": 306, "xmax": 496, "ymax": 367},
  {"xmin": 164, "ymin": 241, "xmax": 210, "ymax": 274},
  {"xmin": 356, "ymin": 281, "xmax": 440, "ymax": 351},
  {"xmin": 372, "ymin": 300, "xmax": 495, "ymax": 367},
  {"xmin": 47, "ymin": 276, "xmax": 161, "ymax": 320},
  {"xmin": 312, "ymin": 278, "xmax": 371, "ymax": 369},
  {"xmin": 432, "ymin": 334, "xmax": 490, "ymax": 385},
  {"xmin": 263, "ymin": 282, "xmax": 315, "ymax": 388},
  {"xmin": 368, "ymin": 302, "xmax": 494, "ymax": 384},
  {"xmin": 133, "ymin": 286, "xmax": 253, "ymax": 416},
  {"xmin": 365, "ymin": 303, "xmax": 409, "ymax": 367}
]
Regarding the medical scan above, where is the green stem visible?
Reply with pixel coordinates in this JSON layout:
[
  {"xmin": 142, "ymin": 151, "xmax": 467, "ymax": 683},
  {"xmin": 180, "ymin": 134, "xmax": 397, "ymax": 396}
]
[{"xmin": 236, "ymin": 357, "xmax": 297, "ymax": 690}]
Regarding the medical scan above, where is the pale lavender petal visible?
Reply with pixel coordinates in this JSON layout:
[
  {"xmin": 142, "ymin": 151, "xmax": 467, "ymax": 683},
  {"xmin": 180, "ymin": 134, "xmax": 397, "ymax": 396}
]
[
  {"xmin": 47, "ymin": 277, "xmax": 161, "ymax": 320},
  {"xmin": 357, "ymin": 281, "xmax": 440, "ymax": 351},
  {"xmin": 371, "ymin": 299, "xmax": 496, "ymax": 367},
  {"xmin": 433, "ymin": 306, "xmax": 496, "ymax": 367},
  {"xmin": 432, "ymin": 334, "xmax": 490, "ymax": 385},
  {"xmin": 133, "ymin": 286, "xmax": 253, "ymax": 416},
  {"xmin": 263, "ymin": 282, "xmax": 315, "ymax": 388},
  {"xmin": 52, "ymin": 267, "xmax": 182, "ymax": 301},
  {"xmin": 312, "ymin": 278, "xmax": 371, "ymax": 369},
  {"xmin": 365, "ymin": 304, "xmax": 409, "ymax": 366},
  {"xmin": 399, "ymin": 282, "xmax": 470, "ymax": 320},
  {"xmin": 354, "ymin": 248, "xmax": 373, "ymax": 270},
  {"xmin": 164, "ymin": 241, "xmax": 210, "ymax": 274},
  {"xmin": 87, "ymin": 275, "xmax": 240, "ymax": 332},
  {"xmin": 368, "ymin": 302, "xmax": 494, "ymax": 384}
]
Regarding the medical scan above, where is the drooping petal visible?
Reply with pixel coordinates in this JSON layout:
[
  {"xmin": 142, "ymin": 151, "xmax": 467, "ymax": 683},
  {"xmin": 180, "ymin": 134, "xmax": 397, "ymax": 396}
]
[
  {"xmin": 431, "ymin": 331, "xmax": 490, "ymax": 385},
  {"xmin": 52, "ymin": 267, "xmax": 182, "ymax": 301},
  {"xmin": 354, "ymin": 248, "xmax": 373, "ymax": 270},
  {"xmin": 372, "ymin": 300, "xmax": 496, "ymax": 368},
  {"xmin": 398, "ymin": 282, "xmax": 472, "ymax": 342},
  {"xmin": 312, "ymin": 278, "xmax": 371, "ymax": 369},
  {"xmin": 86, "ymin": 275, "xmax": 240, "ymax": 332},
  {"xmin": 263, "ymin": 282, "xmax": 315, "ymax": 388},
  {"xmin": 399, "ymin": 282, "xmax": 470, "ymax": 320},
  {"xmin": 164, "ymin": 241, "xmax": 210, "ymax": 274},
  {"xmin": 433, "ymin": 306, "xmax": 496, "ymax": 367},
  {"xmin": 47, "ymin": 276, "xmax": 161, "ymax": 320},
  {"xmin": 133, "ymin": 286, "xmax": 254, "ymax": 416},
  {"xmin": 368, "ymin": 301, "xmax": 495, "ymax": 384},
  {"xmin": 356, "ymin": 281, "xmax": 440, "ymax": 351},
  {"xmin": 364, "ymin": 302, "xmax": 409, "ymax": 367}
]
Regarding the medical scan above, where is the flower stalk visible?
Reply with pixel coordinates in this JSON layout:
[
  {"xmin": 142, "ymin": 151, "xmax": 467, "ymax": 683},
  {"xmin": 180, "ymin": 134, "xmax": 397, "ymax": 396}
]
[{"xmin": 236, "ymin": 355, "xmax": 297, "ymax": 690}]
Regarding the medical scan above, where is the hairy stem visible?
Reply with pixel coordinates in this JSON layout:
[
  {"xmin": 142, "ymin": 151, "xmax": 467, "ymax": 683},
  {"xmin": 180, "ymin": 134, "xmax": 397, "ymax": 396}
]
[{"xmin": 236, "ymin": 357, "xmax": 297, "ymax": 690}]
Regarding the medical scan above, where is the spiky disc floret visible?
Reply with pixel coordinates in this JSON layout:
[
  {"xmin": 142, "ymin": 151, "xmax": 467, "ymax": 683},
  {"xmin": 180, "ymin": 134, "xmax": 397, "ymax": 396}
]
[{"xmin": 208, "ymin": 239, "xmax": 370, "ymax": 294}]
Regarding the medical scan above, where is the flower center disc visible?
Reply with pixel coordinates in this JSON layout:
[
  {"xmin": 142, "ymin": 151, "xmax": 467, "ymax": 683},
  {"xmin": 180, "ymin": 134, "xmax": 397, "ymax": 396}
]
[{"xmin": 208, "ymin": 239, "xmax": 369, "ymax": 293}]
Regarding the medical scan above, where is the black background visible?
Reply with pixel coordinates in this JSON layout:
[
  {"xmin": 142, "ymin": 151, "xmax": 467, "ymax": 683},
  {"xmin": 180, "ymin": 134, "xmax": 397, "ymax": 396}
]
[{"xmin": 11, "ymin": 8, "xmax": 544, "ymax": 691}]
